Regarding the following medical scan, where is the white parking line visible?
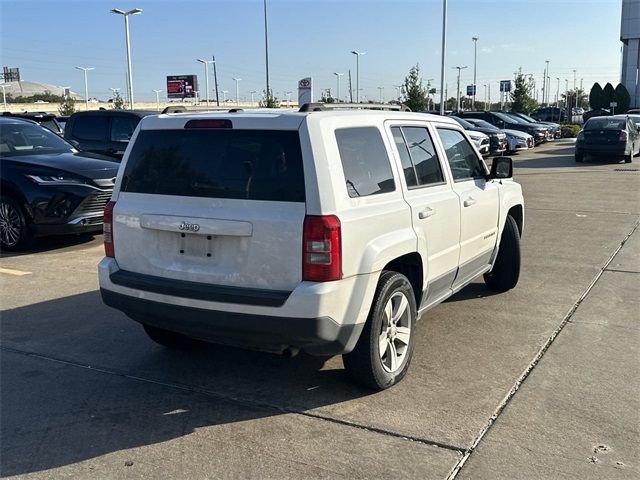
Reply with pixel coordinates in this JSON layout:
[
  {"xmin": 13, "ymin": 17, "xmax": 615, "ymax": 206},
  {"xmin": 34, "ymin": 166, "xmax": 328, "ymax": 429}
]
[{"xmin": 0, "ymin": 267, "xmax": 32, "ymax": 276}]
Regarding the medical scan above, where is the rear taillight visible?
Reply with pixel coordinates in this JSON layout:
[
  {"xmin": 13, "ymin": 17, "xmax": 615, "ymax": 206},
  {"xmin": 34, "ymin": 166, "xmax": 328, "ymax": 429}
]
[
  {"xmin": 619, "ymin": 131, "xmax": 628, "ymax": 141},
  {"xmin": 302, "ymin": 215, "xmax": 341, "ymax": 282},
  {"xmin": 103, "ymin": 200, "xmax": 116, "ymax": 258}
]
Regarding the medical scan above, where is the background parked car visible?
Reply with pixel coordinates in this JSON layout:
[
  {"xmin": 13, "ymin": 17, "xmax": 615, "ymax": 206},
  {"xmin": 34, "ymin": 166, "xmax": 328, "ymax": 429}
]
[
  {"xmin": 449, "ymin": 116, "xmax": 507, "ymax": 155},
  {"xmin": 464, "ymin": 118, "xmax": 534, "ymax": 154},
  {"xmin": 1, "ymin": 112, "xmax": 63, "ymax": 135},
  {"xmin": 531, "ymin": 106, "xmax": 567, "ymax": 122},
  {"xmin": 64, "ymin": 110, "xmax": 155, "ymax": 160},
  {"xmin": 0, "ymin": 117, "xmax": 119, "ymax": 250},
  {"xmin": 56, "ymin": 115, "xmax": 69, "ymax": 133},
  {"xmin": 454, "ymin": 111, "xmax": 547, "ymax": 145},
  {"xmin": 575, "ymin": 116, "xmax": 640, "ymax": 163},
  {"xmin": 507, "ymin": 111, "xmax": 561, "ymax": 139},
  {"xmin": 582, "ymin": 108, "xmax": 611, "ymax": 122}
]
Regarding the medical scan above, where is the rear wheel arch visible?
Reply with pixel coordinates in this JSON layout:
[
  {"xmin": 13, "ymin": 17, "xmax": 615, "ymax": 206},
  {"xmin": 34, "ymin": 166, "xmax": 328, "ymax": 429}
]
[
  {"xmin": 0, "ymin": 182, "xmax": 32, "ymax": 220},
  {"xmin": 382, "ymin": 252, "xmax": 424, "ymax": 308}
]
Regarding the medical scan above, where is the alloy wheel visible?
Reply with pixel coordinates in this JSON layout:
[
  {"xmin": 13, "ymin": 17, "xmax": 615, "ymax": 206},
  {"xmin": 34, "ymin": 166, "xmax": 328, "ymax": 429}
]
[
  {"xmin": 0, "ymin": 201, "xmax": 23, "ymax": 248},
  {"xmin": 378, "ymin": 291, "xmax": 412, "ymax": 373}
]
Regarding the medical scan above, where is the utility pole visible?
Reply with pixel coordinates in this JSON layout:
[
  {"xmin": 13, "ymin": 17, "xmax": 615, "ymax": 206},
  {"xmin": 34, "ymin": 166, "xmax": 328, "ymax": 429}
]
[
  {"xmin": 377, "ymin": 86, "xmax": 384, "ymax": 103},
  {"xmin": 348, "ymin": 70, "xmax": 353, "ymax": 103},
  {"xmin": 484, "ymin": 84, "xmax": 487, "ymax": 110},
  {"xmin": 439, "ymin": 0, "xmax": 448, "ymax": 115},
  {"xmin": 250, "ymin": 90, "xmax": 257, "ymax": 105},
  {"xmin": 394, "ymin": 84, "xmax": 403, "ymax": 101},
  {"xmin": 212, "ymin": 56, "xmax": 220, "ymax": 106},
  {"xmin": 222, "ymin": 90, "xmax": 228, "ymax": 103},
  {"xmin": 472, "ymin": 36, "xmax": 478, "ymax": 109},
  {"xmin": 453, "ymin": 66, "xmax": 467, "ymax": 112},
  {"xmin": 488, "ymin": 83, "xmax": 490, "ymax": 110},
  {"xmin": 333, "ymin": 72, "xmax": 344, "ymax": 102}
]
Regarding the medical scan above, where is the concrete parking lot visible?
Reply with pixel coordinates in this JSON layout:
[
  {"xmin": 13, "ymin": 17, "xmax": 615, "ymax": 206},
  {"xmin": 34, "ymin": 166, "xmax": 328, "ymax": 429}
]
[{"xmin": 1, "ymin": 139, "xmax": 639, "ymax": 479}]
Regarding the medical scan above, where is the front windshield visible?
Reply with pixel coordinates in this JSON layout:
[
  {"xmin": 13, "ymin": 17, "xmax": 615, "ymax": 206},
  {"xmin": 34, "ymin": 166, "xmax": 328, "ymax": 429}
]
[
  {"xmin": 493, "ymin": 112, "xmax": 519, "ymax": 123},
  {"xmin": 502, "ymin": 113, "xmax": 528, "ymax": 124},
  {"xmin": 518, "ymin": 113, "xmax": 537, "ymax": 123},
  {"xmin": 0, "ymin": 121, "xmax": 73, "ymax": 157}
]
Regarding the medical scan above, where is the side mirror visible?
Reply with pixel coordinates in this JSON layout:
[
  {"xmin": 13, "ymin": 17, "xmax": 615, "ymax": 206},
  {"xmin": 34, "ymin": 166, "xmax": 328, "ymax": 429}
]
[{"xmin": 489, "ymin": 156, "xmax": 513, "ymax": 179}]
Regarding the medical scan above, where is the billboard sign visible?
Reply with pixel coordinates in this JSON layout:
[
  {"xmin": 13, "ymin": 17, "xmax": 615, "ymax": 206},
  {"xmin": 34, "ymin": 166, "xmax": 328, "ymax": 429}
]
[
  {"xmin": 466, "ymin": 85, "xmax": 476, "ymax": 96},
  {"xmin": 166, "ymin": 75, "xmax": 198, "ymax": 99}
]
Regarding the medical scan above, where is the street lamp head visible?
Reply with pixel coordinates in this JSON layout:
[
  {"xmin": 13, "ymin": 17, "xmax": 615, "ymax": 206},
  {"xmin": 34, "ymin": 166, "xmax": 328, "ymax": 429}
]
[
  {"xmin": 111, "ymin": 7, "xmax": 142, "ymax": 16},
  {"xmin": 110, "ymin": 8, "xmax": 125, "ymax": 14},
  {"xmin": 350, "ymin": 51, "xmax": 366, "ymax": 56},
  {"xmin": 128, "ymin": 8, "xmax": 142, "ymax": 15},
  {"xmin": 472, "ymin": 36, "xmax": 478, "ymax": 41}
]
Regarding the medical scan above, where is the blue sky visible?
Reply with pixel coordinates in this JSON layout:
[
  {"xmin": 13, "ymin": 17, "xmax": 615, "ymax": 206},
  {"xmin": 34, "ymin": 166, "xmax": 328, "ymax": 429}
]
[{"xmin": 1, "ymin": 0, "xmax": 624, "ymax": 103}]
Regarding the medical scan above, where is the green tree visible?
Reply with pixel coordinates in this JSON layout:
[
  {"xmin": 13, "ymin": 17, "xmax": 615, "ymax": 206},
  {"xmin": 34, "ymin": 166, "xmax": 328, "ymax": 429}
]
[
  {"xmin": 401, "ymin": 64, "xmax": 429, "ymax": 112},
  {"xmin": 602, "ymin": 83, "xmax": 615, "ymax": 110},
  {"xmin": 589, "ymin": 82, "xmax": 604, "ymax": 109},
  {"xmin": 259, "ymin": 89, "xmax": 279, "ymax": 108},
  {"xmin": 58, "ymin": 96, "xmax": 76, "ymax": 115},
  {"xmin": 613, "ymin": 83, "xmax": 631, "ymax": 113},
  {"xmin": 111, "ymin": 92, "xmax": 125, "ymax": 110},
  {"xmin": 510, "ymin": 70, "xmax": 537, "ymax": 114}
]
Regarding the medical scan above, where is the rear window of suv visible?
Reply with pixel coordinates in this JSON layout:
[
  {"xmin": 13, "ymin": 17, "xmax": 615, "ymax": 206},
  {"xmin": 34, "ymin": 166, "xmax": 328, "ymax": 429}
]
[{"xmin": 121, "ymin": 129, "xmax": 305, "ymax": 202}]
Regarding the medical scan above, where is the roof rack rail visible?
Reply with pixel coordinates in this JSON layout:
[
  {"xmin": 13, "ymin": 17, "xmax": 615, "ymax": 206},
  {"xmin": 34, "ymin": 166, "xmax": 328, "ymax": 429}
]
[
  {"xmin": 228, "ymin": 108, "xmax": 244, "ymax": 113},
  {"xmin": 298, "ymin": 102, "xmax": 411, "ymax": 112},
  {"xmin": 162, "ymin": 106, "xmax": 187, "ymax": 114}
]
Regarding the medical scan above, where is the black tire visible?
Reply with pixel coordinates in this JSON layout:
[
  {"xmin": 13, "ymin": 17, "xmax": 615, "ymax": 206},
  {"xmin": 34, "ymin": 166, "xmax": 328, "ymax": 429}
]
[
  {"xmin": 343, "ymin": 271, "xmax": 417, "ymax": 390},
  {"xmin": 575, "ymin": 152, "xmax": 584, "ymax": 162},
  {"xmin": 143, "ymin": 325, "xmax": 200, "ymax": 350},
  {"xmin": 484, "ymin": 215, "xmax": 521, "ymax": 292},
  {"xmin": 0, "ymin": 196, "xmax": 31, "ymax": 251}
]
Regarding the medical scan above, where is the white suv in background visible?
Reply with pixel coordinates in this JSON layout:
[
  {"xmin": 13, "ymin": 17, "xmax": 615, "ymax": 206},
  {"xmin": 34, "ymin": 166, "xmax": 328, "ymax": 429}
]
[{"xmin": 99, "ymin": 104, "xmax": 524, "ymax": 390}]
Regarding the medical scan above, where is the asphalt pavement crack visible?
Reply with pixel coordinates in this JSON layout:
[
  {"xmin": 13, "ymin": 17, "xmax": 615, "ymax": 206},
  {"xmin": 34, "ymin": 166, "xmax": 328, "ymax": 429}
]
[
  {"xmin": 445, "ymin": 219, "xmax": 640, "ymax": 480},
  {"xmin": 0, "ymin": 345, "xmax": 465, "ymax": 456}
]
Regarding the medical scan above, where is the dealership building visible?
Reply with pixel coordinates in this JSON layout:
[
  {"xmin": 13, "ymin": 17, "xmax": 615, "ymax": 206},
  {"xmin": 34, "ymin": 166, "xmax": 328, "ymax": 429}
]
[{"xmin": 621, "ymin": 0, "xmax": 640, "ymax": 108}]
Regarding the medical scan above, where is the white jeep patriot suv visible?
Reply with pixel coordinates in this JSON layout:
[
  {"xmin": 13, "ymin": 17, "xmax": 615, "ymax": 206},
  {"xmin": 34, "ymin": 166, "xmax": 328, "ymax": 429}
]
[{"xmin": 99, "ymin": 103, "xmax": 524, "ymax": 390}]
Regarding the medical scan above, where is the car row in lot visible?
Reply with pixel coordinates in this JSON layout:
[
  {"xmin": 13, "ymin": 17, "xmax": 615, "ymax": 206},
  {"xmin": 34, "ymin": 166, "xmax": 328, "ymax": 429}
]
[{"xmin": 0, "ymin": 117, "xmax": 118, "ymax": 250}]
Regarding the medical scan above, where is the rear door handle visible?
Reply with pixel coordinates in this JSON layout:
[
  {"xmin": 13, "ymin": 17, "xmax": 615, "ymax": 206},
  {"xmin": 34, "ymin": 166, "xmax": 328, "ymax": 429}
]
[
  {"xmin": 418, "ymin": 207, "xmax": 436, "ymax": 219},
  {"xmin": 463, "ymin": 197, "xmax": 476, "ymax": 207}
]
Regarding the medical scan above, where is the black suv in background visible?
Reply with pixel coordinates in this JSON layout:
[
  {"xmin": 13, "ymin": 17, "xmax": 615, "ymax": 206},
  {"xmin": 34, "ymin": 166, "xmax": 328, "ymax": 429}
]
[
  {"xmin": 1, "ymin": 112, "xmax": 63, "ymax": 135},
  {"xmin": 454, "ymin": 111, "xmax": 548, "ymax": 144},
  {"xmin": 449, "ymin": 116, "xmax": 507, "ymax": 155},
  {"xmin": 531, "ymin": 107, "xmax": 566, "ymax": 122},
  {"xmin": 64, "ymin": 110, "xmax": 155, "ymax": 160}
]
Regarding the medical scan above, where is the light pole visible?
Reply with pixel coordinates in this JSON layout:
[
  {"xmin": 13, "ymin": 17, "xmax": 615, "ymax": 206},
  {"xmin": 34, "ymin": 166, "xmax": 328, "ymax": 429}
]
[
  {"xmin": 377, "ymin": 86, "xmax": 384, "ymax": 103},
  {"xmin": 394, "ymin": 84, "xmax": 403, "ymax": 101},
  {"xmin": 472, "ymin": 36, "xmax": 478, "ymax": 109},
  {"xmin": 0, "ymin": 84, "xmax": 9, "ymax": 111},
  {"xmin": 425, "ymin": 78, "xmax": 434, "ymax": 109},
  {"xmin": 110, "ymin": 8, "xmax": 142, "ymax": 110},
  {"xmin": 263, "ymin": 0, "xmax": 271, "ymax": 100},
  {"xmin": 250, "ymin": 90, "xmax": 257, "ymax": 105},
  {"xmin": 197, "ymin": 59, "xmax": 214, "ymax": 106},
  {"xmin": 333, "ymin": 72, "xmax": 344, "ymax": 103},
  {"xmin": 75, "ymin": 66, "xmax": 94, "ymax": 110},
  {"xmin": 285, "ymin": 91, "xmax": 292, "ymax": 107},
  {"xmin": 453, "ymin": 66, "xmax": 467, "ymax": 112},
  {"xmin": 483, "ymin": 84, "xmax": 487, "ymax": 110},
  {"xmin": 439, "ymin": 0, "xmax": 448, "ymax": 115},
  {"xmin": 232, "ymin": 78, "xmax": 241, "ymax": 105},
  {"xmin": 543, "ymin": 60, "xmax": 549, "ymax": 105},
  {"xmin": 222, "ymin": 90, "xmax": 228, "ymax": 103},
  {"xmin": 109, "ymin": 87, "xmax": 120, "ymax": 105},
  {"xmin": 153, "ymin": 89, "xmax": 162, "ymax": 111},
  {"xmin": 555, "ymin": 77, "xmax": 560, "ymax": 106},
  {"xmin": 350, "ymin": 51, "xmax": 365, "ymax": 103}
]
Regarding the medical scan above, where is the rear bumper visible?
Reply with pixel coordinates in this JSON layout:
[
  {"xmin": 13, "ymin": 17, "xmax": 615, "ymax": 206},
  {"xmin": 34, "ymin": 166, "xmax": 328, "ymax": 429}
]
[
  {"xmin": 98, "ymin": 257, "xmax": 377, "ymax": 355},
  {"xmin": 101, "ymin": 288, "xmax": 363, "ymax": 355},
  {"xmin": 575, "ymin": 143, "xmax": 628, "ymax": 156}
]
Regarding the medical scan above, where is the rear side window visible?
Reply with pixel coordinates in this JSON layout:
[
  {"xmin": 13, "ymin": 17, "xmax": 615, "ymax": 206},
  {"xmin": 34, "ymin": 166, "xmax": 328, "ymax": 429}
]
[
  {"xmin": 335, "ymin": 127, "xmax": 395, "ymax": 198},
  {"xmin": 401, "ymin": 127, "xmax": 444, "ymax": 185},
  {"xmin": 121, "ymin": 129, "xmax": 305, "ymax": 202},
  {"xmin": 72, "ymin": 115, "xmax": 108, "ymax": 141},
  {"xmin": 111, "ymin": 116, "xmax": 139, "ymax": 142}
]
